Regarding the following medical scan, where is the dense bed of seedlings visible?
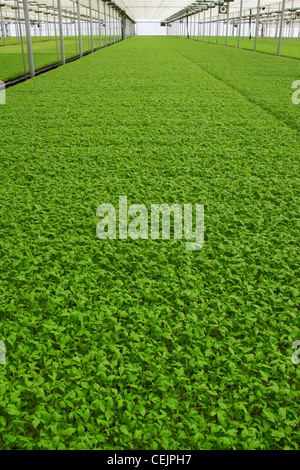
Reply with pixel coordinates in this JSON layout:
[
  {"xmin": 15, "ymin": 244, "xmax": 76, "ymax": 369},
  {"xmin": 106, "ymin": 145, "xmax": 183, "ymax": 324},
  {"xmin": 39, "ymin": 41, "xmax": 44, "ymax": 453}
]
[
  {"xmin": 0, "ymin": 37, "xmax": 299, "ymax": 450},
  {"xmin": 170, "ymin": 37, "xmax": 300, "ymax": 130},
  {"xmin": 189, "ymin": 36, "xmax": 300, "ymax": 59},
  {"xmin": 0, "ymin": 36, "xmax": 110, "ymax": 82}
]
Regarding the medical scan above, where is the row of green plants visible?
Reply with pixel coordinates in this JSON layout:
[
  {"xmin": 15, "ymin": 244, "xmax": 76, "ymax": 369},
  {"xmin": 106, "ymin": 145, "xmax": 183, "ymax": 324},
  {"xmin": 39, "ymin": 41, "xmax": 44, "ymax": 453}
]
[
  {"xmin": 168, "ymin": 37, "xmax": 299, "ymax": 130},
  {"xmin": 0, "ymin": 37, "xmax": 299, "ymax": 450},
  {"xmin": 187, "ymin": 36, "xmax": 300, "ymax": 59},
  {"xmin": 0, "ymin": 35, "xmax": 119, "ymax": 82}
]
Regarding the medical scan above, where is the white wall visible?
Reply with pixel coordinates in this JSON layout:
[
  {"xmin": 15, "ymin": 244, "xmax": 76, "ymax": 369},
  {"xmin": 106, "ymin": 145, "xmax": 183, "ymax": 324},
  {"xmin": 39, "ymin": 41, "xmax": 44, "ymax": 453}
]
[{"xmin": 135, "ymin": 21, "xmax": 167, "ymax": 36}]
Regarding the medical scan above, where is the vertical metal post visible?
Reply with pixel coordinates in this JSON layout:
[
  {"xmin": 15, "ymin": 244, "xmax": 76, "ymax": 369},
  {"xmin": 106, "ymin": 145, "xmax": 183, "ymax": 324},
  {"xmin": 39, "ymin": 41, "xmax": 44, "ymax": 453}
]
[
  {"xmin": 122, "ymin": 13, "xmax": 125, "ymax": 40},
  {"xmin": 23, "ymin": 0, "xmax": 35, "ymax": 77},
  {"xmin": 115, "ymin": 10, "xmax": 118, "ymax": 42},
  {"xmin": 53, "ymin": 0, "xmax": 59, "ymax": 63},
  {"xmin": 77, "ymin": 0, "xmax": 82, "ymax": 57},
  {"xmin": 209, "ymin": 6, "xmax": 212, "ymax": 43},
  {"xmin": 116, "ymin": 9, "xmax": 118, "ymax": 41},
  {"xmin": 104, "ymin": 1, "xmax": 107, "ymax": 46},
  {"xmin": 66, "ymin": 12, "xmax": 69, "ymax": 37},
  {"xmin": 193, "ymin": 12, "xmax": 195, "ymax": 39},
  {"xmin": 291, "ymin": 6, "xmax": 294, "ymax": 40},
  {"xmin": 288, "ymin": 0, "xmax": 293, "ymax": 42},
  {"xmin": 117, "ymin": 10, "xmax": 119, "ymax": 41},
  {"xmin": 238, "ymin": 0, "xmax": 243, "ymax": 47},
  {"xmin": 203, "ymin": 8, "xmax": 205, "ymax": 41},
  {"xmin": 97, "ymin": 0, "xmax": 101, "ymax": 48},
  {"xmin": 38, "ymin": 9, "xmax": 42, "ymax": 42},
  {"xmin": 225, "ymin": 2, "xmax": 230, "ymax": 46},
  {"xmin": 275, "ymin": 3, "xmax": 280, "ymax": 41},
  {"xmin": 73, "ymin": 3, "xmax": 77, "ymax": 55},
  {"xmin": 14, "ymin": 1, "xmax": 20, "ymax": 44},
  {"xmin": 120, "ymin": 13, "xmax": 122, "ymax": 40},
  {"xmin": 57, "ymin": 0, "xmax": 65, "ymax": 64},
  {"xmin": 113, "ymin": 7, "xmax": 116, "ymax": 43},
  {"xmin": 33, "ymin": 15, "xmax": 37, "ymax": 38},
  {"xmin": 16, "ymin": 0, "xmax": 27, "ymax": 77},
  {"xmin": 0, "ymin": 4, "xmax": 6, "ymax": 45},
  {"xmin": 46, "ymin": 12, "xmax": 50, "ymax": 40},
  {"xmin": 89, "ymin": 0, "xmax": 93, "ymax": 51},
  {"xmin": 249, "ymin": 9, "xmax": 252, "ymax": 39},
  {"xmin": 112, "ymin": 7, "xmax": 114, "ymax": 43},
  {"xmin": 216, "ymin": 7, "xmax": 219, "ymax": 44},
  {"xmin": 277, "ymin": 0, "xmax": 286, "ymax": 55},
  {"xmin": 109, "ymin": 4, "xmax": 111, "ymax": 45},
  {"xmin": 86, "ymin": 9, "xmax": 90, "ymax": 50},
  {"xmin": 186, "ymin": 14, "xmax": 189, "ymax": 39},
  {"xmin": 265, "ymin": 5, "xmax": 269, "ymax": 40},
  {"xmin": 117, "ymin": 9, "xmax": 119, "ymax": 41},
  {"xmin": 116, "ymin": 9, "xmax": 118, "ymax": 42},
  {"xmin": 254, "ymin": 0, "xmax": 261, "ymax": 51}
]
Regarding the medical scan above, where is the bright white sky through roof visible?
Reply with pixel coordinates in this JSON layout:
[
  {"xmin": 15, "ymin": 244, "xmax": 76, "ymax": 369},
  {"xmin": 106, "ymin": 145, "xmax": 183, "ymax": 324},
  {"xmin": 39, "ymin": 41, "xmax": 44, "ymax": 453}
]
[
  {"xmin": 113, "ymin": 0, "xmax": 300, "ymax": 21},
  {"xmin": 2, "ymin": 0, "xmax": 299, "ymax": 22}
]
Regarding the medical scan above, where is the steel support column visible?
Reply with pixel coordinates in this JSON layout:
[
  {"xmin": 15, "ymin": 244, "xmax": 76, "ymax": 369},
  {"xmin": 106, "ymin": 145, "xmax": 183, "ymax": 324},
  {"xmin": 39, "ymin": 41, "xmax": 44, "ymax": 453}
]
[
  {"xmin": 277, "ymin": 0, "xmax": 286, "ymax": 55},
  {"xmin": 23, "ymin": 0, "xmax": 35, "ymax": 77},
  {"xmin": 57, "ymin": 0, "xmax": 65, "ymax": 64}
]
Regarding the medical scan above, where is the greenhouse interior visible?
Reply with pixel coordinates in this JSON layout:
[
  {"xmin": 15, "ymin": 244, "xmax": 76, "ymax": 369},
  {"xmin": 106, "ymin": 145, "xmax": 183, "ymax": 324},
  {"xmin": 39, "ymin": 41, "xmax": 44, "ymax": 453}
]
[
  {"xmin": 0, "ymin": 0, "xmax": 300, "ymax": 81},
  {"xmin": 0, "ymin": 0, "xmax": 299, "ymax": 454}
]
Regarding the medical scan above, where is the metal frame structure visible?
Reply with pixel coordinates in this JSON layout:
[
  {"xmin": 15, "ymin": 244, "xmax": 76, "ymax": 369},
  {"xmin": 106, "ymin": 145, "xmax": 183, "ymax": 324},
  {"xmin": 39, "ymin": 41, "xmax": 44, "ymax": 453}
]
[
  {"xmin": 1, "ymin": 0, "xmax": 299, "ymax": 86},
  {"xmin": 164, "ymin": 0, "xmax": 300, "ymax": 56},
  {"xmin": 0, "ymin": 0, "xmax": 135, "ymax": 80}
]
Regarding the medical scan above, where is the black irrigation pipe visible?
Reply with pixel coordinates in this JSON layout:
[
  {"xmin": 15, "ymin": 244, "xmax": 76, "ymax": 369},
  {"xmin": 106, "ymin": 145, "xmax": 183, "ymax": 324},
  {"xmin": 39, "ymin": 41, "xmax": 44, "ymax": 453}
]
[{"xmin": 4, "ymin": 39, "xmax": 123, "ymax": 89}]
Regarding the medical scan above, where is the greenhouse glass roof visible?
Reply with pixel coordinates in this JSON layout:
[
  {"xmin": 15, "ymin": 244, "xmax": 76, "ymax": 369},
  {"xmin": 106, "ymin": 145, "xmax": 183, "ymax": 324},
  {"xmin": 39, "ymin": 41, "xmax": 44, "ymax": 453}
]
[
  {"xmin": 1, "ymin": 0, "xmax": 299, "ymax": 21},
  {"xmin": 116, "ymin": 0, "xmax": 300, "ymax": 20}
]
